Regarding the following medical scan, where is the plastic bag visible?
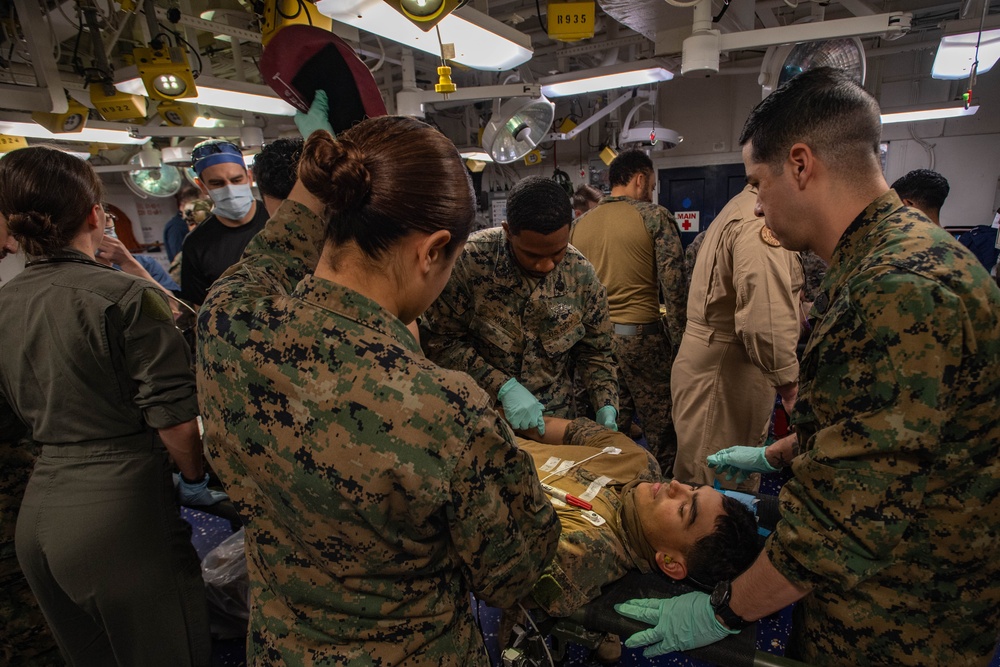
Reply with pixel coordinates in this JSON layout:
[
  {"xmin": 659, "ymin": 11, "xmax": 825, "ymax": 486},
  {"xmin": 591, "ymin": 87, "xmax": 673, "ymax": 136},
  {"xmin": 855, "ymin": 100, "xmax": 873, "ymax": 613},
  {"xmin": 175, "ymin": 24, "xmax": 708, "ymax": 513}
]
[{"xmin": 201, "ymin": 527, "xmax": 250, "ymax": 639}]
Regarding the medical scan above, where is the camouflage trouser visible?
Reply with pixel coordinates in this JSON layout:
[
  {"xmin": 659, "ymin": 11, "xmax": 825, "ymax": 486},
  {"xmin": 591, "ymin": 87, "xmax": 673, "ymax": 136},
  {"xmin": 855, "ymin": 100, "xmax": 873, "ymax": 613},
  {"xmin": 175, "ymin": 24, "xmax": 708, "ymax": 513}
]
[
  {"xmin": 1, "ymin": 559, "xmax": 61, "ymax": 666},
  {"xmin": 612, "ymin": 328, "xmax": 677, "ymax": 473}
]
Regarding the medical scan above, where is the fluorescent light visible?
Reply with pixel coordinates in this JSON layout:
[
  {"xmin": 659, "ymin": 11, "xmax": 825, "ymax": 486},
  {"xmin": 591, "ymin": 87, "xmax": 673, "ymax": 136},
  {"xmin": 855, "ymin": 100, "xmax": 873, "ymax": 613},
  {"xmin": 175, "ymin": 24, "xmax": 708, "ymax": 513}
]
[
  {"xmin": 315, "ymin": 0, "xmax": 532, "ymax": 71},
  {"xmin": 0, "ymin": 113, "xmax": 150, "ymax": 145},
  {"xmin": 932, "ymin": 16, "xmax": 1000, "ymax": 80},
  {"xmin": 459, "ymin": 149, "xmax": 493, "ymax": 162},
  {"xmin": 880, "ymin": 102, "xmax": 980, "ymax": 124},
  {"xmin": 115, "ymin": 69, "xmax": 297, "ymax": 117},
  {"xmin": 540, "ymin": 60, "xmax": 674, "ymax": 98}
]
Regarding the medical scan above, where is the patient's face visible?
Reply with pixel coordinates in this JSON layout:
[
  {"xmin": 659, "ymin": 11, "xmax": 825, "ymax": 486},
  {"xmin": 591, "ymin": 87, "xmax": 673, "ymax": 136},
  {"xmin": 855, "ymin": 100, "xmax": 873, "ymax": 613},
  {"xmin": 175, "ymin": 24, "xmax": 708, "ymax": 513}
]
[{"xmin": 634, "ymin": 480, "xmax": 725, "ymax": 556}]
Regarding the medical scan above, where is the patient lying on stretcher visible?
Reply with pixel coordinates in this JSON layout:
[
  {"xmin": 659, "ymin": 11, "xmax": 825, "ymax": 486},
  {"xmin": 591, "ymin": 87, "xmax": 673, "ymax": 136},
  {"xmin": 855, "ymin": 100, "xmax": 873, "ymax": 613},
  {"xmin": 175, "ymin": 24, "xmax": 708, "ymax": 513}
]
[{"xmin": 514, "ymin": 417, "xmax": 760, "ymax": 617}]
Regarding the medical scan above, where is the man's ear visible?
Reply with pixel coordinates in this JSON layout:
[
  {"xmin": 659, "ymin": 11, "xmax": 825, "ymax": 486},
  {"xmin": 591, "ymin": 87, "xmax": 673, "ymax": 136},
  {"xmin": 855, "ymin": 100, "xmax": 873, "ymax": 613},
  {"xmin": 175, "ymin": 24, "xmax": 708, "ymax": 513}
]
[
  {"xmin": 417, "ymin": 229, "xmax": 452, "ymax": 273},
  {"xmin": 656, "ymin": 551, "xmax": 687, "ymax": 580},
  {"xmin": 85, "ymin": 203, "xmax": 102, "ymax": 231},
  {"xmin": 787, "ymin": 143, "xmax": 815, "ymax": 190}
]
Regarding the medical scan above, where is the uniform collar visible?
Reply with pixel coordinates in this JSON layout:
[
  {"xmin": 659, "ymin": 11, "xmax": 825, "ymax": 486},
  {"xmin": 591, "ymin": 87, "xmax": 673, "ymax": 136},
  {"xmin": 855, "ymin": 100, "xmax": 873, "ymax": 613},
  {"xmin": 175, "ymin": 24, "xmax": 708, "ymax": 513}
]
[{"xmin": 291, "ymin": 275, "xmax": 421, "ymax": 354}]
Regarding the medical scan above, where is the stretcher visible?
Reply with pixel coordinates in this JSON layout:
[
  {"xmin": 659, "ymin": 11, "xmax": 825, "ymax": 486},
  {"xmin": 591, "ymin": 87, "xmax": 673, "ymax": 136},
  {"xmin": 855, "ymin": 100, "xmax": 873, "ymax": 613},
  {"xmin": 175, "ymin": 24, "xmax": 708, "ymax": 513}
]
[{"xmin": 502, "ymin": 491, "xmax": 810, "ymax": 666}]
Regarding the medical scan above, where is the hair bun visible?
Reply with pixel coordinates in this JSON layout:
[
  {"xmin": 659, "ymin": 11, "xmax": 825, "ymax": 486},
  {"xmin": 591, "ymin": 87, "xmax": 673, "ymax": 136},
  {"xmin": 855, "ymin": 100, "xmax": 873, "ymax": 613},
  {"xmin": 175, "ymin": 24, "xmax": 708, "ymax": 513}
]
[
  {"xmin": 299, "ymin": 131, "xmax": 371, "ymax": 216},
  {"xmin": 5, "ymin": 210, "xmax": 58, "ymax": 256}
]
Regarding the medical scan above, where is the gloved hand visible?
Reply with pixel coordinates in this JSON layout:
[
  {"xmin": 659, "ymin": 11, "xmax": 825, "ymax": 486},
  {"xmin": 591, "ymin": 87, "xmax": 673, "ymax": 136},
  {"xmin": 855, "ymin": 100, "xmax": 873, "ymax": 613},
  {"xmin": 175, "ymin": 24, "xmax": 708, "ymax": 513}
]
[
  {"xmin": 174, "ymin": 473, "xmax": 229, "ymax": 507},
  {"xmin": 294, "ymin": 89, "xmax": 334, "ymax": 139},
  {"xmin": 498, "ymin": 378, "xmax": 545, "ymax": 434},
  {"xmin": 616, "ymin": 592, "xmax": 738, "ymax": 658},
  {"xmin": 596, "ymin": 405, "xmax": 618, "ymax": 431},
  {"xmin": 707, "ymin": 445, "xmax": 777, "ymax": 483}
]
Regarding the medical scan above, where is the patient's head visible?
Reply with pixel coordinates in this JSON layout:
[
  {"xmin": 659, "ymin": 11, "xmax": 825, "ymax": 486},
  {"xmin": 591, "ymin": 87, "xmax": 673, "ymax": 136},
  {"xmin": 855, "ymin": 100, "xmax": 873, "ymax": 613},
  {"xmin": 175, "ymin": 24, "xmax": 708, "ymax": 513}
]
[{"xmin": 634, "ymin": 480, "xmax": 759, "ymax": 587}]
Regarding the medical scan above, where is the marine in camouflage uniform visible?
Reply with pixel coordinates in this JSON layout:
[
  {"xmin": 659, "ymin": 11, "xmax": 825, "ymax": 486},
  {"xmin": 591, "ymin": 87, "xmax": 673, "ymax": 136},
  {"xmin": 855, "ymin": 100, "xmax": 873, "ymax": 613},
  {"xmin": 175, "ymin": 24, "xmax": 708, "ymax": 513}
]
[
  {"xmin": 570, "ymin": 196, "xmax": 687, "ymax": 471},
  {"xmin": 420, "ymin": 226, "xmax": 617, "ymax": 418},
  {"xmin": 197, "ymin": 200, "xmax": 560, "ymax": 666},
  {"xmin": 518, "ymin": 419, "xmax": 661, "ymax": 616},
  {"xmin": 771, "ymin": 192, "xmax": 1000, "ymax": 666},
  {"xmin": 797, "ymin": 249, "xmax": 827, "ymax": 304}
]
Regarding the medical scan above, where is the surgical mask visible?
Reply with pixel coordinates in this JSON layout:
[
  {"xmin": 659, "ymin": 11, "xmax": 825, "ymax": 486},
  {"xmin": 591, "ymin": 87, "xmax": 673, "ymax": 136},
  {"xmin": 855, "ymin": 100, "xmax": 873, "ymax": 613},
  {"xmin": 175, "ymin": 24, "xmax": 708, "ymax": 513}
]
[{"xmin": 208, "ymin": 183, "xmax": 254, "ymax": 220}]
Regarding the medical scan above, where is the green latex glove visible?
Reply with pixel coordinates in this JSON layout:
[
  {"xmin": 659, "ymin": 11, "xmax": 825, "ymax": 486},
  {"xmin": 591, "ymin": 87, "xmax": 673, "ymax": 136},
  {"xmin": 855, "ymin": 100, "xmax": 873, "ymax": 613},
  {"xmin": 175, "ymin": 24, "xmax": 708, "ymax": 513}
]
[
  {"xmin": 707, "ymin": 445, "xmax": 777, "ymax": 483},
  {"xmin": 596, "ymin": 405, "xmax": 618, "ymax": 431},
  {"xmin": 497, "ymin": 378, "xmax": 545, "ymax": 434},
  {"xmin": 616, "ymin": 592, "xmax": 738, "ymax": 658},
  {"xmin": 294, "ymin": 89, "xmax": 334, "ymax": 139},
  {"xmin": 174, "ymin": 473, "xmax": 229, "ymax": 507}
]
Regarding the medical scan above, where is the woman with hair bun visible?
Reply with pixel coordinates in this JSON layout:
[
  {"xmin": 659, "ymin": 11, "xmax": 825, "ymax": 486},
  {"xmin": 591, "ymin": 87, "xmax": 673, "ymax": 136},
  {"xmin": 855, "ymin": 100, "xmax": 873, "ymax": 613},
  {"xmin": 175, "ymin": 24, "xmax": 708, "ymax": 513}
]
[
  {"xmin": 197, "ymin": 116, "xmax": 560, "ymax": 665},
  {"xmin": 0, "ymin": 146, "xmax": 221, "ymax": 666}
]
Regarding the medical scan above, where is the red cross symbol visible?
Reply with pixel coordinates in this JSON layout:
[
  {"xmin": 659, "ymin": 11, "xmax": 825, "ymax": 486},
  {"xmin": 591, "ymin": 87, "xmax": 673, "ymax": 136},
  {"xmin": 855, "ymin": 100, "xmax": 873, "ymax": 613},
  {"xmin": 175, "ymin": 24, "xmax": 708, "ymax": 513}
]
[{"xmin": 681, "ymin": 220, "xmax": 692, "ymax": 230}]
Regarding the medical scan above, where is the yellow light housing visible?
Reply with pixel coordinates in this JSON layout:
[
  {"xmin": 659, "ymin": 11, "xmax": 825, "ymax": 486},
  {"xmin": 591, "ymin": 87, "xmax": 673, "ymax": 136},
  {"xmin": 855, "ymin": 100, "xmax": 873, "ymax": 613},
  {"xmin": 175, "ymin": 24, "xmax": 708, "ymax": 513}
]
[
  {"xmin": 260, "ymin": 0, "xmax": 333, "ymax": 47},
  {"xmin": 134, "ymin": 46, "xmax": 198, "ymax": 101},
  {"xmin": 31, "ymin": 98, "xmax": 89, "ymax": 134},
  {"xmin": 157, "ymin": 100, "xmax": 200, "ymax": 127},
  {"xmin": 90, "ymin": 84, "xmax": 148, "ymax": 122},
  {"xmin": 0, "ymin": 134, "xmax": 28, "ymax": 152},
  {"xmin": 384, "ymin": 0, "xmax": 462, "ymax": 32}
]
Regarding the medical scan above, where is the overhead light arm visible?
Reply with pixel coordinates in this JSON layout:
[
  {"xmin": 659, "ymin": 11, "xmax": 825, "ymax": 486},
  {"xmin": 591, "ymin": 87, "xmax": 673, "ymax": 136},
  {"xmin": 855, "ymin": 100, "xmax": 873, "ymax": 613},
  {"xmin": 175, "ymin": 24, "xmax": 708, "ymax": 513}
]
[
  {"xmin": 545, "ymin": 89, "xmax": 638, "ymax": 141},
  {"xmin": 718, "ymin": 12, "xmax": 911, "ymax": 51},
  {"xmin": 397, "ymin": 83, "xmax": 541, "ymax": 117}
]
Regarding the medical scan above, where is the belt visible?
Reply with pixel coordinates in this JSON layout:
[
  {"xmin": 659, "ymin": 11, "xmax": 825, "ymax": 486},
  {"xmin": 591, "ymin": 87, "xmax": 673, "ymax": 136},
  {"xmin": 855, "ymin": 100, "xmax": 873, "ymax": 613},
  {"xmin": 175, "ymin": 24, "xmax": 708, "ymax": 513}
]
[{"xmin": 613, "ymin": 322, "xmax": 661, "ymax": 336}]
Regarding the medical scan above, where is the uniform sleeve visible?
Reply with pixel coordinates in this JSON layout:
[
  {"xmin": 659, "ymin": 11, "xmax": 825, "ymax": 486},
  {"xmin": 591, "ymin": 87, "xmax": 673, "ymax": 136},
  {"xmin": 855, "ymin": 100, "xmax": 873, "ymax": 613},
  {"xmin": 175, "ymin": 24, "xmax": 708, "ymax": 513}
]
[
  {"xmin": 532, "ymin": 522, "xmax": 626, "ymax": 616},
  {"xmin": 447, "ymin": 405, "xmax": 560, "ymax": 607},
  {"xmin": 119, "ymin": 284, "xmax": 200, "ymax": 429},
  {"xmin": 563, "ymin": 417, "xmax": 608, "ymax": 445},
  {"xmin": 420, "ymin": 257, "xmax": 510, "ymax": 400},
  {"xmin": 732, "ymin": 224, "xmax": 801, "ymax": 387},
  {"xmin": 572, "ymin": 270, "xmax": 619, "ymax": 413},
  {"xmin": 648, "ymin": 207, "xmax": 687, "ymax": 347},
  {"xmin": 767, "ymin": 271, "xmax": 960, "ymax": 590}
]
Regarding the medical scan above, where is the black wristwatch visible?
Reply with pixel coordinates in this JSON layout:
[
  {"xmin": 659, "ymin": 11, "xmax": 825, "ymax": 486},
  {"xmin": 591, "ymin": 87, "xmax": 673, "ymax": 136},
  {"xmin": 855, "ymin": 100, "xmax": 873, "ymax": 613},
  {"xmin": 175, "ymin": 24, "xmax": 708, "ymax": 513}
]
[{"xmin": 710, "ymin": 580, "xmax": 752, "ymax": 631}]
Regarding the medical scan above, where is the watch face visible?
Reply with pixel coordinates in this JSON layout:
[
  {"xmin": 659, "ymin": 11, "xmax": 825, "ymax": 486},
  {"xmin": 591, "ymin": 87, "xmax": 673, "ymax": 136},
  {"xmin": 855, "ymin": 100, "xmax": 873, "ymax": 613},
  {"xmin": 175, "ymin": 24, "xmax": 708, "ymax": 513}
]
[{"xmin": 710, "ymin": 580, "xmax": 731, "ymax": 608}]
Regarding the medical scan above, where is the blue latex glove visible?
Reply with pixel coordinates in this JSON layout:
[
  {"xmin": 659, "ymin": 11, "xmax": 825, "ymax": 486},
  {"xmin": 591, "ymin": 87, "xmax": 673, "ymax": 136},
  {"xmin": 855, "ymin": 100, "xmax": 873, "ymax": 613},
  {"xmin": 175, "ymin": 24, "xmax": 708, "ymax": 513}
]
[
  {"xmin": 707, "ymin": 445, "xmax": 777, "ymax": 483},
  {"xmin": 497, "ymin": 378, "xmax": 545, "ymax": 434},
  {"xmin": 174, "ymin": 473, "xmax": 229, "ymax": 507},
  {"xmin": 616, "ymin": 592, "xmax": 738, "ymax": 658},
  {"xmin": 294, "ymin": 89, "xmax": 334, "ymax": 139},
  {"xmin": 596, "ymin": 405, "xmax": 618, "ymax": 431}
]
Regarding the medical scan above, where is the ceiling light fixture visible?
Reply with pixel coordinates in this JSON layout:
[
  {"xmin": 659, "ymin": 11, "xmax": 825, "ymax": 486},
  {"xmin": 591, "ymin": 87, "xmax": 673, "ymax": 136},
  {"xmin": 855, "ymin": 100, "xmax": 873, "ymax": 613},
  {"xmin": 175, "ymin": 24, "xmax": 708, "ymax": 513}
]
[
  {"xmin": 314, "ymin": 0, "xmax": 533, "ymax": 71},
  {"xmin": 116, "ymin": 69, "xmax": 297, "ymax": 117},
  {"xmin": 0, "ymin": 113, "xmax": 149, "ymax": 145},
  {"xmin": 879, "ymin": 100, "xmax": 980, "ymax": 124},
  {"xmin": 931, "ymin": 15, "xmax": 1000, "ymax": 80},
  {"xmin": 540, "ymin": 61, "xmax": 673, "ymax": 98}
]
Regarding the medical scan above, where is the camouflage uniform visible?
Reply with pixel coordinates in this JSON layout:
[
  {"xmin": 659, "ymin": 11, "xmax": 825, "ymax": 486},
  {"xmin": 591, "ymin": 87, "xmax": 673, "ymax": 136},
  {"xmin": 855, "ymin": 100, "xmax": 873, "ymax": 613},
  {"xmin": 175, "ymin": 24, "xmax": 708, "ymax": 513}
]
[
  {"xmin": 684, "ymin": 230, "xmax": 707, "ymax": 290},
  {"xmin": 517, "ymin": 419, "xmax": 660, "ymax": 616},
  {"xmin": 671, "ymin": 185, "xmax": 803, "ymax": 490},
  {"xmin": 798, "ymin": 250, "xmax": 827, "ymax": 304},
  {"xmin": 770, "ymin": 192, "xmax": 1000, "ymax": 666},
  {"xmin": 570, "ymin": 197, "xmax": 687, "ymax": 470},
  {"xmin": 420, "ymin": 226, "xmax": 617, "ymax": 417},
  {"xmin": 198, "ymin": 200, "xmax": 560, "ymax": 666}
]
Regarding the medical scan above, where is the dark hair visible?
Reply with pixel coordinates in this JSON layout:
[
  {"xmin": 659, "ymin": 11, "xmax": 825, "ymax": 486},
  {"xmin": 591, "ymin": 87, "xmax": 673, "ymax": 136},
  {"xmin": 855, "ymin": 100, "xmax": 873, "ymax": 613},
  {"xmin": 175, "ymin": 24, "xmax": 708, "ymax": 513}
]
[
  {"xmin": 175, "ymin": 183, "xmax": 200, "ymax": 207},
  {"xmin": 254, "ymin": 138, "xmax": 304, "ymax": 201},
  {"xmin": 739, "ymin": 67, "xmax": 882, "ymax": 178},
  {"xmin": 891, "ymin": 169, "xmax": 950, "ymax": 213},
  {"xmin": 298, "ymin": 116, "xmax": 475, "ymax": 260},
  {"xmin": 685, "ymin": 495, "xmax": 761, "ymax": 588},
  {"xmin": 609, "ymin": 149, "xmax": 653, "ymax": 187},
  {"xmin": 0, "ymin": 146, "xmax": 104, "ymax": 256},
  {"xmin": 505, "ymin": 176, "xmax": 572, "ymax": 235},
  {"xmin": 572, "ymin": 184, "xmax": 602, "ymax": 212}
]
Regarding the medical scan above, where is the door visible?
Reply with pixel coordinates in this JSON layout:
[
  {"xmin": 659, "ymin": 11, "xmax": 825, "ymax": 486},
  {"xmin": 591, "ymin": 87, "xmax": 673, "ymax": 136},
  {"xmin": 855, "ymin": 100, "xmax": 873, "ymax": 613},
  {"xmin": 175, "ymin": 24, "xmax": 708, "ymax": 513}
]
[{"xmin": 658, "ymin": 164, "xmax": 747, "ymax": 248}]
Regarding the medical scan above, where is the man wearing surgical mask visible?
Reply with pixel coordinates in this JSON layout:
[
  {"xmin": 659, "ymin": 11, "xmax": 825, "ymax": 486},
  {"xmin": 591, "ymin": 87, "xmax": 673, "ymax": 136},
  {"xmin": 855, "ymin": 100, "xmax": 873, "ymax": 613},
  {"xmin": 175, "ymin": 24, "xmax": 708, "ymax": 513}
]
[{"xmin": 180, "ymin": 140, "xmax": 269, "ymax": 305}]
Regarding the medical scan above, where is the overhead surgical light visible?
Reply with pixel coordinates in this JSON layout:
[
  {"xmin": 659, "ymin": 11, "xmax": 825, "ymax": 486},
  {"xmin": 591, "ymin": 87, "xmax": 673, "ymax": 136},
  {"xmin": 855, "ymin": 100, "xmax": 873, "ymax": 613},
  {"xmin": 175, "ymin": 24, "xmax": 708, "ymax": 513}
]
[
  {"xmin": 482, "ymin": 96, "xmax": 555, "ymax": 164},
  {"xmin": 31, "ymin": 97, "xmax": 89, "ymax": 134},
  {"xmin": 540, "ymin": 61, "xmax": 673, "ymax": 98},
  {"xmin": 315, "ymin": 0, "xmax": 533, "ymax": 71},
  {"xmin": 389, "ymin": 0, "xmax": 461, "ymax": 29},
  {"xmin": 932, "ymin": 15, "xmax": 1000, "ymax": 80},
  {"xmin": 133, "ymin": 46, "xmax": 198, "ymax": 102},
  {"xmin": 0, "ymin": 113, "xmax": 149, "ymax": 145}
]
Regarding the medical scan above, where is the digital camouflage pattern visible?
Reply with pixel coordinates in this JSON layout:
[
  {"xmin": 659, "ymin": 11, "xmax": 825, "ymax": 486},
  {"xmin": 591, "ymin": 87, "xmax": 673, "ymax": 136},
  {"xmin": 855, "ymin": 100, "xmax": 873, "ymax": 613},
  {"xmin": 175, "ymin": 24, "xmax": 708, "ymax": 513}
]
[
  {"xmin": 570, "ymin": 196, "xmax": 687, "ymax": 468},
  {"xmin": 798, "ymin": 249, "xmax": 827, "ymax": 304},
  {"xmin": 197, "ymin": 200, "xmax": 560, "ymax": 666},
  {"xmin": 517, "ymin": 419, "xmax": 660, "ymax": 616},
  {"xmin": 420, "ymin": 226, "xmax": 617, "ymax": 417},
  {"xmin": 672, "ymin": 185, "xmax": 802, "ymax": 490},
  {"xmin": 770, "ymin": 191, "xmax": 1000, "ymax": 666}
]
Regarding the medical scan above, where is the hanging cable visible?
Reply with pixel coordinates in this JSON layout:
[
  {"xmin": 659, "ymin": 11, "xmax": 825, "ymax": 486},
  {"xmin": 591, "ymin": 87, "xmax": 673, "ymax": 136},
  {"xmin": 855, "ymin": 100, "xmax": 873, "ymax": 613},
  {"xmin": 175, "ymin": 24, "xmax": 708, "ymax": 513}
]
[{"xmin": 713, "ymin": 0, "xmax": 732, "ymax": 24}]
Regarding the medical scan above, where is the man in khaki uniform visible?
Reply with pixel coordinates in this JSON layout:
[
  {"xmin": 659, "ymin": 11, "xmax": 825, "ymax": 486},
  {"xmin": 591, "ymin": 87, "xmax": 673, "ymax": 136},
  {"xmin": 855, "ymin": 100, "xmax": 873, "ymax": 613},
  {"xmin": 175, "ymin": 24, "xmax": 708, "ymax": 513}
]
[{"xmin": 671, "ymin": 184, "xmax": 802, "ymax": 490}]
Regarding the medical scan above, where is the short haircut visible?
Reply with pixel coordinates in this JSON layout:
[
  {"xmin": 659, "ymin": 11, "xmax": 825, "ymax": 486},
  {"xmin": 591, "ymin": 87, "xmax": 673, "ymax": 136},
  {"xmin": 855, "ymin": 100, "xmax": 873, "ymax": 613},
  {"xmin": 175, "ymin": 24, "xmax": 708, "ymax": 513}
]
[
  {"xmin": 891, "ymin": 169, "xmax": 950, "ymax": 212},
  {"xmin": 175, "ymin": 184, "xmax": 200, "ymax": 207},
  {"xmin": 684, "ymin": 495, "xmax": 761, "ymax": 588},
  {"xmin": 254, "ymin": 138, "xmax": 304, "ymax": 201},
  {"xmin": 739, "ymin": 67, "xmax": 882, "ymax": 180},
  {"xmin": 609, "ymin": 149, "xmax": 653, "ymax": 187},
  {"xmin": 506, "ymin": 176, "xmax": 573, "ymax": 235},
  {"xmin": 572, "ymin": 184, "xmax": 602, "ymax": 212}
]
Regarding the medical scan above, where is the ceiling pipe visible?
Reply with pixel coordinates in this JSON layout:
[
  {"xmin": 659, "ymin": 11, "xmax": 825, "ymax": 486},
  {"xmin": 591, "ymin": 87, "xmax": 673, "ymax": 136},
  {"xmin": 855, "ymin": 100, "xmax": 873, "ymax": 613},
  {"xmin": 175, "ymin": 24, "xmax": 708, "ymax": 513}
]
[{"xmin": 0, "ymin": 0, "xmax": 68, "ymax": 113}]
